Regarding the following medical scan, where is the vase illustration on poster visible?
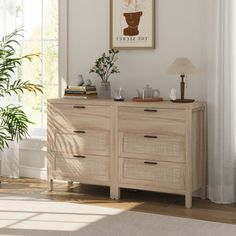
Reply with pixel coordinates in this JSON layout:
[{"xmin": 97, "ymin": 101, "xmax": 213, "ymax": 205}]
[
  {"xmin": 123, "ymin": 0, "xmax": 145, "ymax": 36},
  {"xmin": 111, "ymin": 0, "xmax": 154, "ymax": 49}
]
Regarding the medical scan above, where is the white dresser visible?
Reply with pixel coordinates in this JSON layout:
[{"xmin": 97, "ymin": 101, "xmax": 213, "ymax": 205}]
[{"xmin": 47, "ymin": 99, "xmax": 206, "ymax": 208}]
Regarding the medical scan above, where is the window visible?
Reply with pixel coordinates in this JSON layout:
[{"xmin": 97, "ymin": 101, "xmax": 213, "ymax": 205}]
[{"xmin": 16, "ymin": 0, "xmax": 59, "ymax": 133}]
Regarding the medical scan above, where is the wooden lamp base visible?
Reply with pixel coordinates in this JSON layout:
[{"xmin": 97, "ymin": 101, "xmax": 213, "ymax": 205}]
[
  {"xmin": 171, "ymin": 99, "xmax": 195, "ymax": 103},
  {"xmin": 171, "ymin": 75, "xmax": 195, "ymax": 103}
]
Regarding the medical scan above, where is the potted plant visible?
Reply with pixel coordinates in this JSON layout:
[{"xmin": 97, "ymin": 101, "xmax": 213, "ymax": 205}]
[
  {"xmin": 123, "ymin": 0, "xmax": 144, "ymax": 36},
  {"xmin": 0, "ymin": 28, "xmax": 42, "ymax": 151},
  {"xmin": 90, "ymin": 49, "xmax": 120, "ymax": 98}
]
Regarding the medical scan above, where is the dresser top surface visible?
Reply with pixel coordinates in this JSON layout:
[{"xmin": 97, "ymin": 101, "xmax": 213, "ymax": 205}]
[{"xmin": 48, "ymin": 98, "xmax": 206, "ymax": 110}]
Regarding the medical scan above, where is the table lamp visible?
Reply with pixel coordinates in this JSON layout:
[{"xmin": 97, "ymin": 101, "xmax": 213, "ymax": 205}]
[{"xmin": 167, "ymin": 58, "xmax": 197, "ymax": 103}]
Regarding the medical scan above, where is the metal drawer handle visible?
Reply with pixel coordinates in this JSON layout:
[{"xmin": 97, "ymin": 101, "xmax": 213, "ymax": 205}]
[
  {"xmin": 73, "ymin": 155, "xmax": 86, "ymax": 159},
  {"xmin": 144, "ymin": 161, "xmax": 158, "ymax": 165},
  {"xmin": 73, "ymin": 130, "xmax": 86, "ymax": 134},
  {"xmin": 144, "ymin": 109, "xmax": 158, "ymax": 113},
  {"xmin": 144, "ymin": 135, "xmax": 158, "ymax": 139},
  {"xmin": 73, "ymin": 105, "xmax": 86, "ymax": 109}
]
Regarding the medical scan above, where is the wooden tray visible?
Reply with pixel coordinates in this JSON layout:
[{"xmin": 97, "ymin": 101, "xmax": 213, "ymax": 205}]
[{"xmin": 132, "ymin": 97, "xmax": 164, "ymax": 102}]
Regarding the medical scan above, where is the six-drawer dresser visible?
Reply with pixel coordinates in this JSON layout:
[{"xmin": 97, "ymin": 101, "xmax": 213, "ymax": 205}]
[{"xmin": 47, "ymin": 98, "xmax": 206, "ymax": 208}]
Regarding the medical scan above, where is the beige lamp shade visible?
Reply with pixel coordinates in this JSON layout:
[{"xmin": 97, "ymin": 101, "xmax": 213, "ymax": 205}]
[{"xmin": 167, "ymin": 58, "xmax": 197, "ymax": 76}]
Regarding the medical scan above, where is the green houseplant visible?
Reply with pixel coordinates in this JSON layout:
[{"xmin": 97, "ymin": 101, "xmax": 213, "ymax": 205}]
[
  {"xmin": 0, "ymin": 28, "xmax": 42, "ymax": 151},
  {"xmin": 89, "ymin": 49, "xmax": 120, "ymax": 98}
]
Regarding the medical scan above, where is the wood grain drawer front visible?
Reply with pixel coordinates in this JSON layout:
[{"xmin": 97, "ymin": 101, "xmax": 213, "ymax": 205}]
[
  {"xmin": 119, "ymin": 107, "xmax": 186, "ymax": 136},
  {"xmin": 54, "ymin": 132, "xmax": 110, "ymax": 156},
  {"xmin": 119, "ymin": 159, "xmax": 185, "ymax": 190},
  {"xmin": 119, "ymin": 133, "xmax": 185, "ymax": 162},
  {"xmin": 49, "ymin": 104, "xmax": 111, "ymax": 131},
  {"xmin": 55, "ymin": 155, "xmax": 109, "ymax": 182}
]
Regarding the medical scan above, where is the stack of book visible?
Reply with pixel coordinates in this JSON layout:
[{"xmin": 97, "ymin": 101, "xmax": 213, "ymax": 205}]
[{"xmin": 64, "ymin": 85, "xmax": 97, "ymax": 99}]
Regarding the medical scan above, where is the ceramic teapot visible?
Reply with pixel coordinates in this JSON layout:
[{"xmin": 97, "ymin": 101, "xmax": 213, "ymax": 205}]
[{"xmin": 137, "ymin": 84, "xmax": 160, "ymax": 99}]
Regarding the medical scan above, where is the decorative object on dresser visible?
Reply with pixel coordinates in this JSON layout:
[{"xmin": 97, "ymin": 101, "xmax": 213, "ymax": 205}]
[
  {"xmin": 100, "ymin": 82, "xmax": 111, "ymax": 99},
  {"xmin": 167, "ymin": 58, "xmax": 197, "ymax": 103},
  {"xmin": 75, "ymin": 74, "xmax": 93, "ymax": 87},
  {"xmin": 90, "ymin": 49, "xmax": 120, "ymax": 99},
  {"xmin": 110, "ymin": 0, "xmax": 155, "ymax": 49},
  {"xmin": 132, "ymin": 97, "xmax": 163, "ymax": 102},
  {"xmin": 64, "ymin": 85, "xmax": 97, "ymax": 99},
  {"xmin": 47, "ymin": 99, "xmax": 206, "ymax": 209},
  {"xmin": 169, "ymin": 88, "xmax": 177, "ymax": 101},
  {"xmin": 113, "ymin": 88, "xmax": 125, "ymax": 101},
  {"xmin": 133, "ymin": 84, "xmax": 163, "ymax": 102},
  {"xmin": 77, "ymin": 74, "xmax": 85, "ymax": 86}
]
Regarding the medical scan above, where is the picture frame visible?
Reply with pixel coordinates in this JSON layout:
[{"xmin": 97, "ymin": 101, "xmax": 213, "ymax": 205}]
[{"xmin": 110, "ymin": 0, "xmax": 155, "ymax": 50}]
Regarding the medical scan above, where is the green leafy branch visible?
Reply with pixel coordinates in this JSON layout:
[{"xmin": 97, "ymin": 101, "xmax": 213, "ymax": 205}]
[
  {"xmin": 0, "ymin": 105, "xmax": 32, "ymax": 142},
  {"xmin": 90, "ymin": 49, "xmax": 120, "ymax": 82},
  {"xmin": 0, "ymin": 28, "xmax": 43, "ymax": 151}
]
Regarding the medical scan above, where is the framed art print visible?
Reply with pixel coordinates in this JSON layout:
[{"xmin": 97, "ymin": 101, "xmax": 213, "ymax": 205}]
[{"xmin": 110, "ymin": 0, "xmax": 155, "ymax": 49}]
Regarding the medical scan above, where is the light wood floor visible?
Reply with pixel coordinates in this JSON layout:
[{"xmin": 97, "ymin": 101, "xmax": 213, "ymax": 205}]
[{"xmin": 0, "ymin": 178, "xmax": 236, "ymax": 225}]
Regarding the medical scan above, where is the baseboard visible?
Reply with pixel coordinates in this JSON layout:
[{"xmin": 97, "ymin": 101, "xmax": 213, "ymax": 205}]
[
  {"xmin": 193, "ymin": 190, "xmax": 201, "ymax": 197},
  {"xmin": 19, "ymin": 165, "xmax": 47, "ymax": 180}
]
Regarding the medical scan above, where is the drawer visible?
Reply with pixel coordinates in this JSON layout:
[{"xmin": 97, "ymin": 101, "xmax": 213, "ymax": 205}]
[
  {"xmin": 119, "ymin": 158, "xmax": 185, "ymax": 191},
  {"xmin": 53, "ymin": 131, "xmax": 110, "ymax": 156},
  {"xmin": 119, "ymin": 133, "xmax": 185, "ymax": 162},
  {"xmin": 49, "ymin": 103, "xmax": 111, "ymax": 131},
  {"xmin": 119, "ymin": 107, "xmax": 186, "ymax": 136},
  {"xmin": 119, "ymin": 106, "xmax": 185, "ymax": 121},
  {"xmin": 55, "ymin": 154, "xmax": 109, "ymax": 182}
]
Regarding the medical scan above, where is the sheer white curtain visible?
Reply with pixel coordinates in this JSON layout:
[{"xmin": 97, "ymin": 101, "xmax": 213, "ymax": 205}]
[
  {"xmin": 207, "ymin": 0, "xmax": 236, "ymax": 203},
  {"xmin": 0, "ymin": 0, "xmax": 20, "ymax": 178}
]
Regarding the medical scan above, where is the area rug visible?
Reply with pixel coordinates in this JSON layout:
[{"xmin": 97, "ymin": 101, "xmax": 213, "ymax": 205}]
[{"xmin": 0, "ymin": 194, "xmax": 235, "ymax": 236}]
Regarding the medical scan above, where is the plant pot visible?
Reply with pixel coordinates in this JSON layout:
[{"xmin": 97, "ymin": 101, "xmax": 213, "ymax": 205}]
[
  {"xmin": 100, "ymin": 82, "xmax": 111, "ymax": 99},
  {"xmin": 123, "ymin": 11, "xmax": 143, "ymax": 36}
]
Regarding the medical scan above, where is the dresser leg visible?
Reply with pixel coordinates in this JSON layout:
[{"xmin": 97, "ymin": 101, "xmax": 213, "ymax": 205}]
[
  {"xmin": 185, "ymin": 193, "xmax": 192, "ymax": 208},
  {"xmin": 48, "ymin": 179, "xmax": 53, "ymax": 192},
  {"xmin": 201, "ymin": 106, "xmax": 207, "ymax": 201},
  {"xmin": 110, "ymin": 187, "xmax": 120, "ymax": 200}
]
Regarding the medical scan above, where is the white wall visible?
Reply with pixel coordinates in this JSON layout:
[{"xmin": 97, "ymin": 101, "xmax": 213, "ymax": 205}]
[{"xmin": 68, "ymin": 0, "xmax": 207, "ymax": 100}]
